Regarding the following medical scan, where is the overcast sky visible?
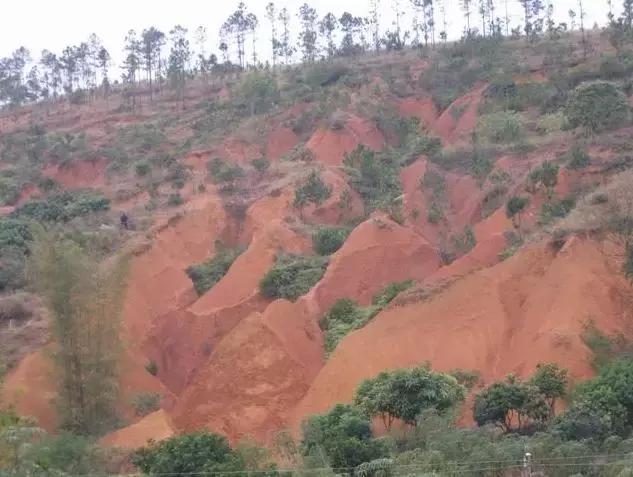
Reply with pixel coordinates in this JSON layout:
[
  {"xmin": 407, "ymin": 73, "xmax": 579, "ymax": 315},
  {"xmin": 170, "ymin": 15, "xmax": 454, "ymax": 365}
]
[{"xmin": 0, "ymin": 0, "xmax": 611, "ymax": 73}]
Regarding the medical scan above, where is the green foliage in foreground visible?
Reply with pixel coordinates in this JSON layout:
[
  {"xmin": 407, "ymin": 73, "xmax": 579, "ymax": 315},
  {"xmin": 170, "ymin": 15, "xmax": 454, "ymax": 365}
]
[
  {"xmin": 302, "ymin": 404, "xmax": 387, "ymax": 470},
  {"xmin": 320, "ymin": 281, "xmax": 413, "ymax": 354},
  {"xmin": 186, "ymin": 243, "xmax": 244, "ymax": 296},
  {"xmin": 259, "ymin": 255, "xmax": 328, "ymax": 301},
  {"xmin": 355, "ymin": 365, "xmax": 465, "ymax": 428},
  {"xmin": 133, "ymin": 431, "xmax": 267, "ymax": 475}
]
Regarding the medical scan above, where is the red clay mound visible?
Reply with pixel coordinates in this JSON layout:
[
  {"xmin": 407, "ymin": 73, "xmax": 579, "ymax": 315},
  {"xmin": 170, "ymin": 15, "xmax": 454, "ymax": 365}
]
[
  {"xmin": 222, "ymin": 138, "xmax": 262, "ymax": 163},
  {"xmin": 433, "ymin": 84, "xmax": 487, "ymax": 144},
  {"xmin": 1, "ymin": 346, "xmax": 169, "ymax": 433},
  {"xmin": 172, "ymin": 299, "xmax": 323, "ymax": 444},
  {"xmin": 266, "ymin": 126, "xmax": 300, "ymax": 159},
  {"xmin": 122, "ymin": 196, "xmax": 227, "ymax": 345},
  {"xmin": 306, "ymin": 214, "xmax": 441, "ymax": 314},
  {"xmin": 1, "ymin": 349, "xmax": 57, "ymax": 431},
  {"xmin": 306, "ymin": 115, "xmax": 385, "ymax": 166},
  {"xmin": 398, "ymin": 97, "xmax": 439, "ymax": 129},
  {"xmin": 42, "ymin": 158, "xmax": 108, "ymax": 189},
  {"xmin": 291, "ymin": 237, "xmax": 628, "ymax": 425},
  {"xmin": 146, "ymin": 222, "xmax": 311, "ymax": 394},
  {"xmin": 100, "ymin": 410, "xmax": 174, "ymax": 450},
  {"xmin": 303, "ymin": 169, "xmax": 364, "ymax": 225}
]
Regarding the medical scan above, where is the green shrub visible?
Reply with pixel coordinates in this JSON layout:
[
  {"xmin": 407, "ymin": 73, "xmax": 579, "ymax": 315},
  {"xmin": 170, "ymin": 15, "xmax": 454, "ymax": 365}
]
[
  {"xmin": 564, "ymin": 81, "xmax": 630, "ymax": 133},
  {"xmin": 344, "ymin": 145, "xmax": 402, "ymax": 213},
  {"xmin": 132, "ymin": 392, "xmax": 161, "ymax": 417},
  {"xmin": 565, "ymin": 145, "xmax": 591, "ymax": 170},
  {"xmin": 451, "ymin": 226, "xmax": 477, "ymax": 256},
  {"xmin": 539, "ymin": 197, "xmax": 576, "ymax": 224},
  {"xmin": 302, "ymin": 404, "xmax": 385, "ymax": 470},
  {"xmin": 145, "ymin": 361, "xmax": 158, "ymax": 376},
  {"xmin": 293, "ymin": 172, "xmax": 332, "ymax": 211},
  {"xmin": 626, "ymin": 245, "xmax": 633, "ymax": 283},
  {"xmin": 421, "ymin": 169, "xmax": 446, "ymax": 200},
  {"xmin": 259, "ymin": 255, "xmax": 328, "ymax": 301},
  {"xmin": 600, "ymin": 55, "xmax": 631, "ymax": 80},
  {"xmin": 372, "ymin": 280, "xmax": 413, "ymax": 307},
  {"xmin": 251, "ymin": 157, "xmax": 270, "ymax": 175},
  {"xmin": 167, "ymin": 193, "xmax": 183, "ymax": 206},
  {"xmin": 186, "ymin": 244, "xmax": 243, "ymax": 296},
  {"xmin": 528, "ymin": 161, "xmax": 559, "ymax": 197},
  {"xmin": 133, "ymin": 432, "xmax": 248, "ymax": 474},
  {"xmin": 450, "ymin": 369, "xmax": 481, "ymax": 389},
  {"xmin": 312, "ymin": 227, "xmax": 350, "ymax": 255},
  {"xmin": 12, "ymin": 191, "xmax": 109, "ymax": 222},
  {"xmin": 477, "ymin": 112, "xmax": 524, "ymax": 144},
  {"xmin": 233, "ymin": 71, "xmax": 279, "ymax": 115},
  {"xmin": 0, "ymin": 176, "xmax": 21, "ymax": 206},
  {"xmin": 284, "ymin": 144, "xmax": 315, "ymax": 162},
  {"xmin": 321, "ymin": 281, "xmax": 413, "ymax": 354},
  {"xmin": 206, "ymin": 158, "xmax": 244, "ymax": 184},
  {"xmin": 536, "ymin": 112, "xmax": 566, "ymax": 134},
  {"xmin": 135, "ymin": 162, "xmax": 151, "ymax": 177},
  {"xmin": 0, "ymin": 218, "xmax": 32, "ymax": 253},
  {"xmin": 427, "ymin": 202, "xmax": 445, "ymax": 224},
  {"xmin": 0, "ymin": 247, "xmax": 27, "ymax": 291}
]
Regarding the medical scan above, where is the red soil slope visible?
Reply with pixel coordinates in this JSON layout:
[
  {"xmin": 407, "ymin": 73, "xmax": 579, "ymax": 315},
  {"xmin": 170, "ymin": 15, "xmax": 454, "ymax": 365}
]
[
  {"xmin": 100, "ymin": 410, "xmax": 174, "ymax": 450},
  {"xmin": 397, "ymin": 97, "xmax": 439, "ymax": 129},
  {"xmin": 433, "ymin": 84, "xmax": 488, "ymax": 144},
  {"xmin": 42, "ymin": 158, "xmax": 108, "ymax": 189},
  {"xmin": 291, "ymin": 237, "xmax": 630, "ymax": 425},
  {"xmin": 266, "ymin": 126, "xmax": 300, "ymax": 159},
  {"xmin": 302, "ymin": 169, "xmax": 364, "ymax": 225},
  {"xmin": 172, "ymin": 299, "xmax": 323, "ymax": 444},
  {"xmin": 307, "ymin": 214, "xmax": 442, "ymax": 314},
  {"xmin": 307, "ymin": 115, "xmax": 386, "ymax": 166}
]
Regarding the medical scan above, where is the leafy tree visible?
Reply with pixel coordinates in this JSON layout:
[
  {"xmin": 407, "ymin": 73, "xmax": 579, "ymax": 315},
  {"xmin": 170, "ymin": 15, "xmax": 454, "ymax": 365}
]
[
  {"xmin": 133, "ymin": 432, "xmax": 246, "ymax": 474},
  {"xmin": 574, "ymin": 359, "xmax": 633, "ymax": 433},
  {"xmin": 355, "ymin": 366, "xmax": 465, "ymax": 428},
  {"xmin": 473, "ymin": 375, "xmax": 548, "ymax": 433},
  {"xmin": 564, "ymin": 81, "xmax": 630, "ymax": 134},
  {"xmin": 554, "ymin": 401, "xmax": 613, "ymax": 441},
  {"xmin": 29, "ymin": 228, "xmax": 127, "ymax": 435},
  {"xmin": 301, "ymin": 404, "xmax": 385, "ymax": 469},
  {"xmin": 298, "ymin": 3, "xmax": 319, "ymax": 62},
  {"xmin": 530, "ymin": 363, "xmax": 568, "ymax": 418},
  {"xmin": 506, "ymin": 196, "xmax": 529, "ymax": 230}
]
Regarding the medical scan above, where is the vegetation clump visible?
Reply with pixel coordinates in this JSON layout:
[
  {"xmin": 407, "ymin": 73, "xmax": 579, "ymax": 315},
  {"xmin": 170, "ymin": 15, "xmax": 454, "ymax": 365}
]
[
  {"xmin": 12, "ymin": 191, "xmax": 109, "ymax": 222},
  {"xmin": 477, "ymin": 111, "xmax": 524, "ymax": 144},
  {"xmin": 186, "ymin": 242, "xmax": 244, "ymax": 296},
  {"xmin": 259, "ymin": 254, "xmax": 328, "ymax": 301},
  {"xmin": 564, "ymin": 81, "xmax": 630, "ymax": 133},
  {"xmin": 293, "ymin": 172, "xmax": 332, "ymax": 213},
  {"xmin": 131, "ymin": 392, "xmax": 161, "ymax": 417},
  {"xmin": 312, "ymin": 226, "xmax": 350, "ymax": 255},
  {"xmin": 320, "ymin": 281, "xmax": 413, "ymax": 354}
]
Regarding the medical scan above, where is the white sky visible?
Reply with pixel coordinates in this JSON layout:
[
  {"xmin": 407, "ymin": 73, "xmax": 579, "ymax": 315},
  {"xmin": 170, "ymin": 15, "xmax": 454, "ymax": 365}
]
[{"xmin": 0, "ymin": 0, "xmax": 612, "ymax": 73}]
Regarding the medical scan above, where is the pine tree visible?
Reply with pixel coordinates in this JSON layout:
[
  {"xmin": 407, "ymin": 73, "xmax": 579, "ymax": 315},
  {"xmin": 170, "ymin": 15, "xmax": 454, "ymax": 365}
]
[
  {"xmin": 462, "ymin": 0, "xmax": 473, "ymax": 37},
  {"xmin": 320, "ymin": 13, "xmax": 339, "ymax": 58},
  {"xmin": 168, "ymin": 25, "xmax": 191, "ymax": 107},
  {"xmin": 266, "ymin": 3, "xmax": 279, "ymax": 66},
  {"xmin": 369, "ymin": 0, "xmax": 382, "ymax": 51},
  {"xmin": 298, "ymin": 3, "xmax": 319, "ymax": 62},
  {"xmin": 278, "ymin": 7, "xmax": 294, "ymax": 64},
  {"xmin": 141, "ymin": 27, "xmax": 166, "ymax": 100}
]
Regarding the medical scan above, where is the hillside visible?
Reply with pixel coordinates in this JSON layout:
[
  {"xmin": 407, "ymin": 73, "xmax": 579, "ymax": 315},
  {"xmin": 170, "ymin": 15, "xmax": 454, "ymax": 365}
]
[{"xmin": 2, "ymin": 27, "xmax": 633, "ymax": 473}]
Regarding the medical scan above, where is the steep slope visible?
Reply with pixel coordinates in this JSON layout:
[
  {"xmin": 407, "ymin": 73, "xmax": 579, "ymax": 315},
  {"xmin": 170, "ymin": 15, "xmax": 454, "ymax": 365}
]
[{"xmin": 291, "ymin": 237, "xmax": 630, "ymax": 425}]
